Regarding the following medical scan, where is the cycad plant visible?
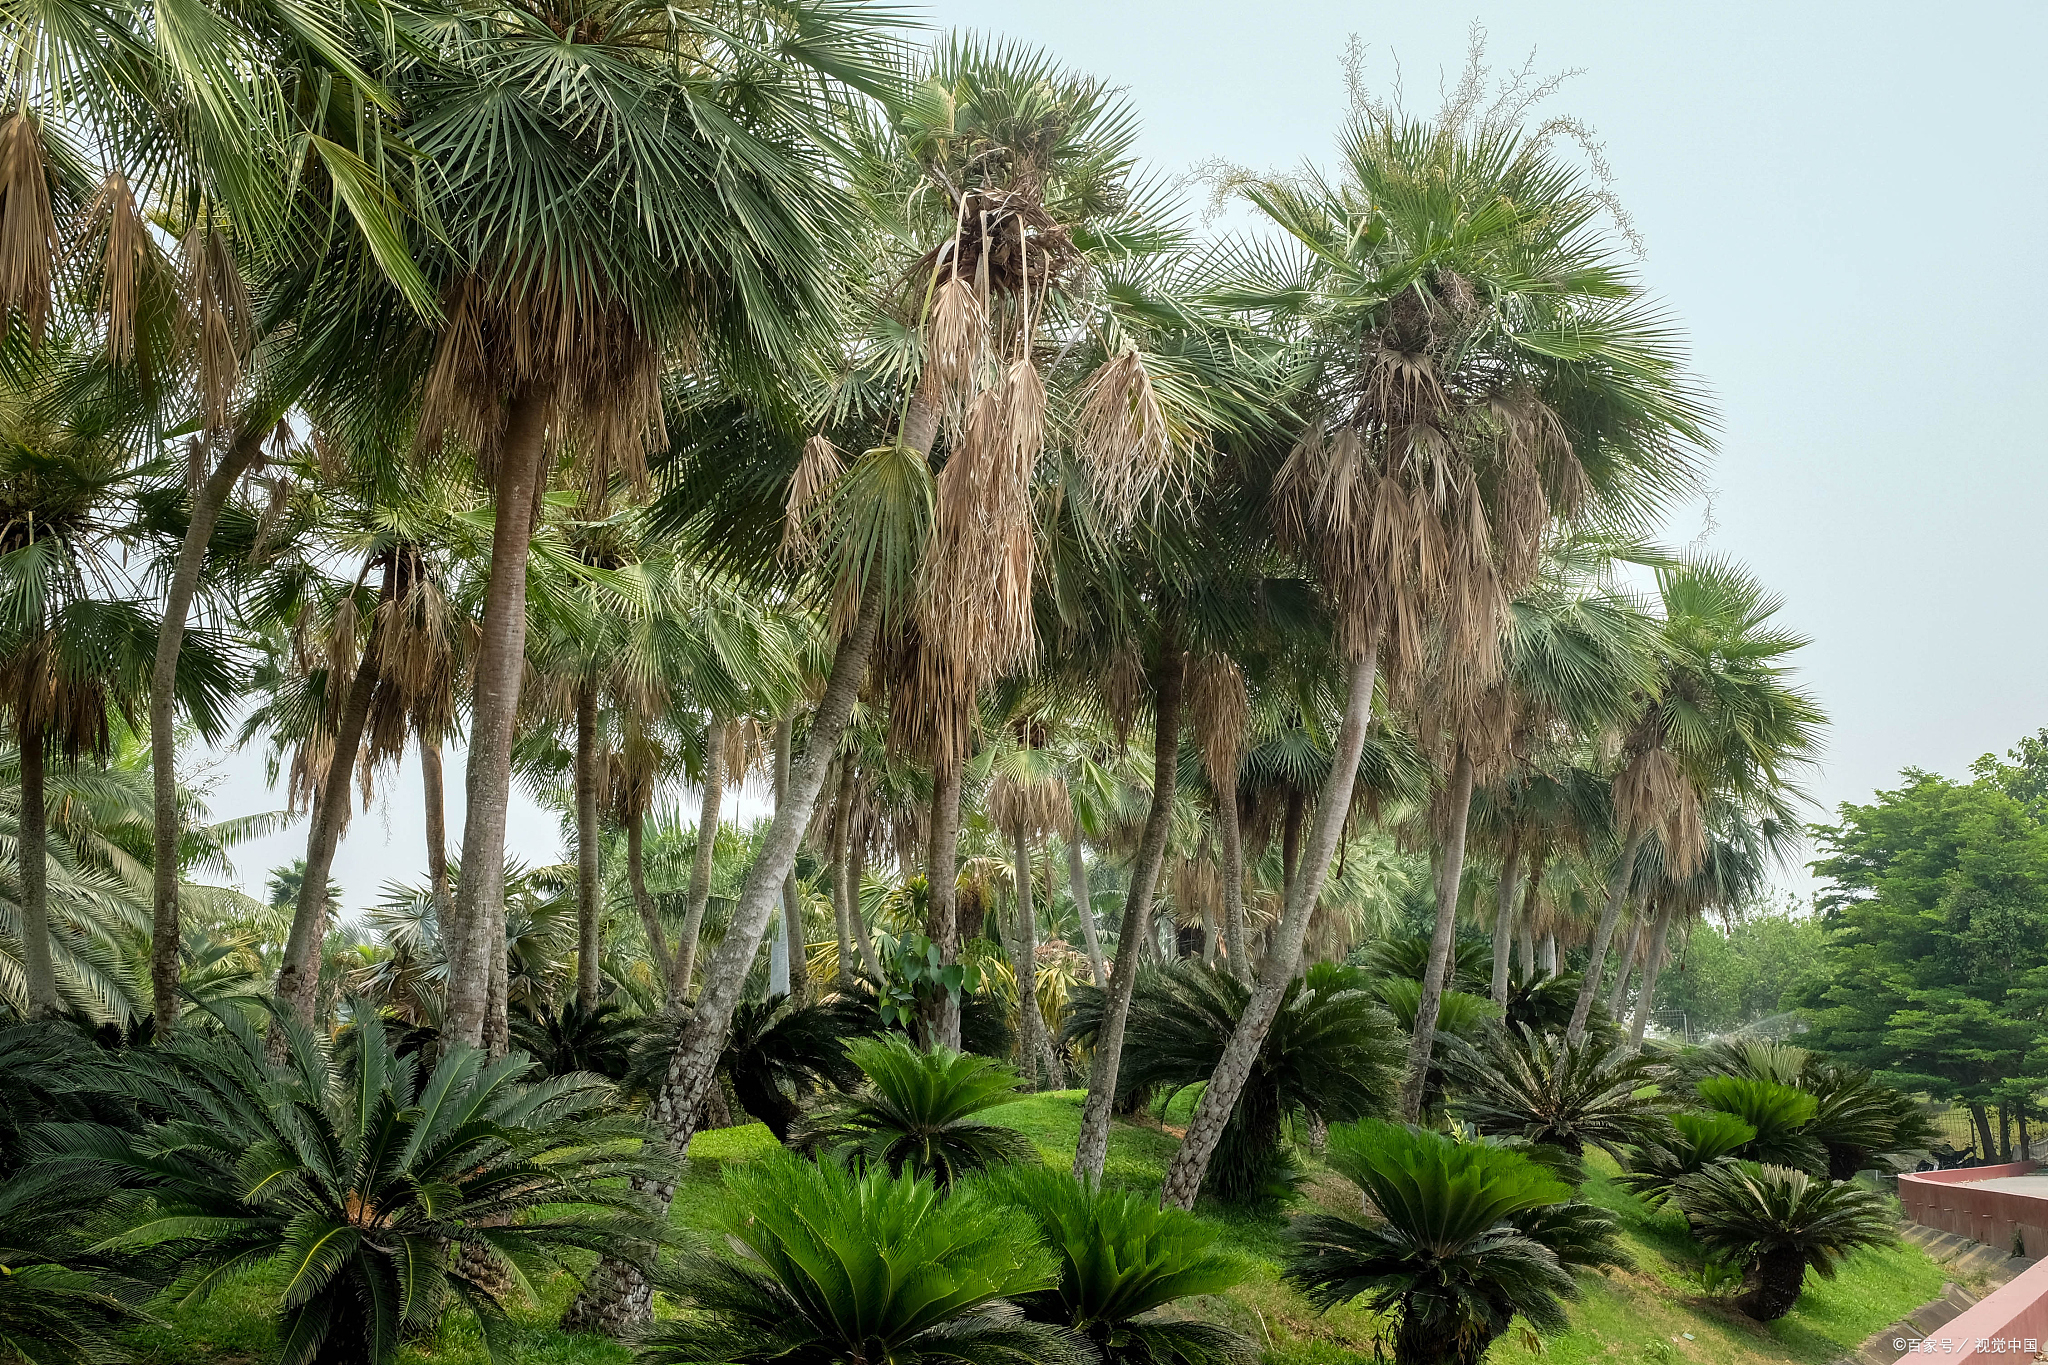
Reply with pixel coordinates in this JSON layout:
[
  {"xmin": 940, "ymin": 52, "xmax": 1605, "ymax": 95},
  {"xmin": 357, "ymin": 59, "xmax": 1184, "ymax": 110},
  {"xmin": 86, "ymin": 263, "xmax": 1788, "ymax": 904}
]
[
  {"xmin": 794, "ymin": 1035, "xmax": 1035, "ymax": 1184},
  {"xmin": 1450, "ymin": 1024, "xmax": 1674, "ymax": 1178},
  {"xmin": 1696, "ymin": 1075, "xmax": 1825, "ymax": 1174},
  {"xmin": 1069, "ymin": 961, "xmax": 1403, "ymax": 1203},
  {"xmin": 630, "ymin": 993, "xmax": 863, "ymax": 1142},
  {"xmin": 1802, "ymin": 1061, "xmax": 1936, "ymax": 1179},
  {"xmin": 639, "ymin": 1153, "xmax": 1087, "ymax": 1365},
  {"xmin": 977, "ymin": 1163, "xmax": 1258, "ymax": 1365},
  {"xmin": 1615, "ymin": 1110, "xmax": 1757, "ymax": 1207},
  {"xmin": 1286, "ymin": 1121, "xmax": 1628, "ymax": 1365},
  {"xmin": 0, "ymin": 1163, "xmax": 162, "ymax": 1365},
  {"xmin": 71, "ymin": 1005, "xmax": 670, "ymax": 1365},
  {"xmin": 1674, "ymin": 1161, "xmax": 1894, "ymax": 1321}
]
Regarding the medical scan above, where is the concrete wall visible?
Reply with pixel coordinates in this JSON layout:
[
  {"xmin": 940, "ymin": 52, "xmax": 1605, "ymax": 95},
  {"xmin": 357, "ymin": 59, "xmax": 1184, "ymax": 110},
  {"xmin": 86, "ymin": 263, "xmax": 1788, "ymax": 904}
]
[
  {"xmin": 1883, "ymin": 1256, "xmax": 2048, "ymax": 1360},
  {"xmin": 1899, "ymin": 1162, "xmax": 2048, "ymax": 1258}
]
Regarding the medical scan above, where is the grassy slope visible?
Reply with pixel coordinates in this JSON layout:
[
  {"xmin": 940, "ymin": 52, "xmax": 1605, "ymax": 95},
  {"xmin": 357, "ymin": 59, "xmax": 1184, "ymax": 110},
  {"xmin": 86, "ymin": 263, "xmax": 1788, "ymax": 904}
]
[{"xmin": 144, "ymin": 1092, "xmax": 1945, "ymax": 1365}]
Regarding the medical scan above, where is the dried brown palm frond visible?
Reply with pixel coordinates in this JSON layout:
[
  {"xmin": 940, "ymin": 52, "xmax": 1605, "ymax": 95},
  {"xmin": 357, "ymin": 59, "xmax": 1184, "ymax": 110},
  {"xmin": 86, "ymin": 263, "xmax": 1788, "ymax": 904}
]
[
  {"xmin": 1074, "ymin": 346, "xmax": 1173, "ymax": 522},
  {"xmin": 1184, "ymin": 652, "xmax": 1249, "ymax": 790},
  {"xmin": 988, "ymin": 770, "xmax": 1070, "ymax": 839},
  {"xmin": 781, "ymin": 433, "xmax": 844, "ymax": 558},
  {"xmin": 180, "ymin": 223, "xmax": 252, "ymax": 433},
  {"xmin": 923, "ymin": 274, "xmax": 988, "ymax": 420},
  {"xmin": 1612, "ymin": 746, "xmax": 1705, "ymax": 876},
  {"xmin": 85, "ymin": 174, "xmax": 149, "ymax": 362},
  {"xmin": 0, "ymin": 115, "xmax": 58, "ymax": 343}
]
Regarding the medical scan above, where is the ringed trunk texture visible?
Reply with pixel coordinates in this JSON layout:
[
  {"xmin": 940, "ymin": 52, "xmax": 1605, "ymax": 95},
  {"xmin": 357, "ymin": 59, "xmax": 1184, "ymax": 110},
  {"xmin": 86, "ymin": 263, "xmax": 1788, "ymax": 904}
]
[
  {"xmin": 575, "ymin": 683, "xmax": 602, "ymax": 1004},
  {"xmin": 1628, "ymin": 897, "xmax": 1679, "ymax": 1046},
  {"xmin": 150, "ymin": 431, "xmax": 263, "ymax": 1037},
  {"xmin": 774, "ymin": 717, "xmax": 807, "ymax": 1005},
  {"xmin": 627, "ymin": 812, "xmax": 678, "ymax": 1001},
  {"xmin": 561, "ymin": 578, "xmax": 884, "ymax": 1336},
  {"xmin": 1606, "ymin": 901, "xmax": 1646, "ymax": 1018},
  {"xmin": 849, "ymin": 820, "xmax": 882, "ymax": 982},
  {"xmin": 924, "ymin": 758, "xmax": 964, "ymax": 1050},
  {"xmin": 1567, "ymin": 821, "xmax": 1649, "ymax": 1043},
  {"xmin": 1740, "ymin": 1246, "xmax": 1808, "ymax": 1322},
  {"xmin": 1490, "ymin": 835, "xmax": 1521, "ymax": 1006},
  {"xmin": 828, "ymin": 760, "xmax": 856, "ymax": 987},
  {"xmin": 674, "ymin": 718, "xmax": 723, "ymax": 996},
  {"xmin": 1011, "ymin": 824, "xmax": 1047, "ymax": 1089},
  {"xmin": 1396, "ymin": 747, "xmax": 1476, "ymax": 1122},
  {"xmin": 1218, "ymin": 783, "xmax": 1249, "ymax": 983},
  {"xmin": 275, "ymin": 568, "xmax": 389, "ymax": 1031},
  {"xmin": 1066, "ymin": 834, "xmax": 1105, "ymax": 987},
  {"xmin": 17, "ymin": 727, "xmax": 60, "ymax": 1018},
  {"xmin": 1073, "ymin": 614, "xmax": 1184, "ymax": 1183},
  {"xmin": 444, "ymin": 389, "xmax": 551, "ymax": 1050},
  {"xmin": 1160, "ymin": 644, "xmax": 1379, "ymax": 1209}
]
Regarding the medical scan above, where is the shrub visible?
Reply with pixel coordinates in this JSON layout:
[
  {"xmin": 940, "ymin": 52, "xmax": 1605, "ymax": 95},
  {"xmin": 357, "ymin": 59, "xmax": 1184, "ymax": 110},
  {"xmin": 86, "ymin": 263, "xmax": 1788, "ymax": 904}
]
[
  {"xmin": 630, "ymin": 993, "xmax": 860, "ymax": 1141},
  {"xmin": 639, "ymin": 1153, "xmax": 1086, "ymax": 1365},
  {"xmin": 1067, "ymin": 961, "xmax": 1403, "ymax": 1204},
  {"xmin": 510, "ymin": 996, "xmax": 641, "ymax": 1079},
  {"xmin": 794, "ymin": 1035, "xmax": 1035, "ymax": 1184},
  {"xmin": 1286, "ymin": 1121, "xmax": 1628, "ymax": 1365},
  {"xmin": 1696, "ymin": 1075, "xmax": 1825, "ymax": 1173},
  {"xmin": 1450, "ymin": 1024, "xmax": 1674, "ymax": 1178},
  {"xmin": 0, "ymin": 1164, "xmax": 162, "ymax": 1365},
  {"xmin": 1673, "ymin": 1160, "xmax": 1894, "ymax": 1321},
  {"xmin": 977, "ymin": 1163, "xmax": 1258, "ymax": 1364},
  {"xmin": 1616, "ymin": 1110, "xmax": 1758, "ymax": 1207},
  {"xmin": 1801, "ymin": 1060, "xmax": 1937, "ymax": 1178},
  {"xmin": 71, "ymin": 1004, "xmax": 670, "ymax": 1365}
]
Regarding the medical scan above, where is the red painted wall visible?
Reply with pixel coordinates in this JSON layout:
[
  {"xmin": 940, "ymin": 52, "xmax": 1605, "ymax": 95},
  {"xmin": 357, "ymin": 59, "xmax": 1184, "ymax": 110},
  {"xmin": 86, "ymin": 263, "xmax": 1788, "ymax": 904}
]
[{"xmin": 1899, "ymin": 1163, "xmax": 2047, "ymax": 1257}]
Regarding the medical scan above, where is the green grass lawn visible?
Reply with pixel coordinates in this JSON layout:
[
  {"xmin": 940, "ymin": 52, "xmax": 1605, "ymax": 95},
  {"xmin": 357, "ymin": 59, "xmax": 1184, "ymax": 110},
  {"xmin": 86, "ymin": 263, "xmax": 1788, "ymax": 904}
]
[{"xmin": 137, "ymin": 1092, "xmax": 1947, "ymax": 1365}]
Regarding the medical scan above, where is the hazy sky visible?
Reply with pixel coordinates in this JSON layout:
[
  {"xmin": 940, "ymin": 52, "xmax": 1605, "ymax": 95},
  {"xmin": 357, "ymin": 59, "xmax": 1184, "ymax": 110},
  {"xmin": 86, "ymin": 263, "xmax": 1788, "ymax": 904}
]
[{"xmin": 202, "ymin": 1, "xmax": 2048, "ymax": 911}]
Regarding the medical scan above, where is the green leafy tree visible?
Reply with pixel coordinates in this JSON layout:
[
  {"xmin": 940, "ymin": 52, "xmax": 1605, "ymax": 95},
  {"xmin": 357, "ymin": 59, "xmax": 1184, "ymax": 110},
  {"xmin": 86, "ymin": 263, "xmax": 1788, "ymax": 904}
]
[{"xmin": 639, "ymin": 1154, "xmax": 1086, "ymax": 1365}]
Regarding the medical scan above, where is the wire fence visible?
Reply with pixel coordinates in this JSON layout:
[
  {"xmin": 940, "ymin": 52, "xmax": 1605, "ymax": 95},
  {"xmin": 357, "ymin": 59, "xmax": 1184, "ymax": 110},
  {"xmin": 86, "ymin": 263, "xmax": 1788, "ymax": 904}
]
[{"xmin": 1919, "ymin": 1102, "xmax": 2039, "ymax": 1162}]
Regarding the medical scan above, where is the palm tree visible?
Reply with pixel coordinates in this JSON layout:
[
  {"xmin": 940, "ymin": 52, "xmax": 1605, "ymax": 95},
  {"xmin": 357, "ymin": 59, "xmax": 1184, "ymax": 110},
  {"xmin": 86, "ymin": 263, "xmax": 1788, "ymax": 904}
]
[
  {"xmin": 1674, "ymin": 1161, "xmax": 1894, "ymax": 1321},
  {"xmin": 1450, "ymin": 1024, "xmax": 1674, "ymax": 1177},
  {"xmin": 639, "ymin": 1153, "xmax": 1087, "ymax": 1365},
  {"xmin": 1162, "ymin": 82, "xmax": 1706, "ymax": 1205},
  {"xmin": 1285, "ymin": 1120, "xmax": 1628, "ymax": 1365},
  {"xmin": 794, "ymin": 1035, "xmax": 1036, "ymax": 1185}
]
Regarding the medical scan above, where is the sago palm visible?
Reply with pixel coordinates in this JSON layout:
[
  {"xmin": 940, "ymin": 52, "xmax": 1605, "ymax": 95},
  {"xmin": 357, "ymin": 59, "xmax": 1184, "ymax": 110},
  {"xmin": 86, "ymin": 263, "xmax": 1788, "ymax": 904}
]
[
  {"xmin": 1286, "ymin": 1120, "xmax": 1627, "ymax": 1365},
  {"xmin": 1449, "ymin": 1023, "xmax": 1675, "ymax": 1177},
  {"xmin": 977, "ymin": 1162, "xmax": 1258, "ymax": 1365},
  {"xmin": 793, "ymin": 1034, "xmax": 1035, "ymax": 1185},
  {"xmin": 1614, "ymin": 1110, "xmax": 1757, "ymax": 1207},
  {"xmin": 639, "ymin": 1153, "xmax": 1087, "ymax": 1365},
  {"xmin": 1674, "ymin": 1160, "xmax": 1893, "ymax": 1321},
  {"xmin": 1696, "ymin": 1075, "xmax": 1825, "ymax": 1174}
]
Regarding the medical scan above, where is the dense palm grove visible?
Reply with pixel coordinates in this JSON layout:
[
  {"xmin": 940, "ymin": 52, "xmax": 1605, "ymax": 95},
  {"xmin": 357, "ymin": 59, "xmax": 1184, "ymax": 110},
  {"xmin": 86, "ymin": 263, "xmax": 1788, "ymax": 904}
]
[{"xmin": 0, "ymin": 3, "xmax": 1942, "ymax": 1364}]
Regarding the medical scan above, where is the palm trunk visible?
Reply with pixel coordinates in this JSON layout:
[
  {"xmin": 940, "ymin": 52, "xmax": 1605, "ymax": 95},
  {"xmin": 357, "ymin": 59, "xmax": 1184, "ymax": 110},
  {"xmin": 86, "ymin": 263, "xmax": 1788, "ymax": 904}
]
[
  {"xmin": 1159, "ymin": 643, "xmax": 1379, "ymax": 1209},
  {"xmin": 1567, "ymin": 821, "xmax": 1649, "ymax": 1043},
  {"xmin": 1490, "ymin": 834, "xmax": 1521, "ymax": 1007},
  {"xmin": 674, "ymin": 717, "xmax": 724, "ymax": 995},
  {"xmin": 849, "ymin": 820, "xmax": 882, "ymax": 982},
  {"xmin": 562, "ymin": 577, "xmax": 883, "ymax": 1336},
  {"xmin": 17, "ymin": 724, "xmax": 60, "ymax": 1018},
  {"xmin": 1519, "ymin": 851, "xmax": 1546, "ymax": 981},
  {"xmin": 575, "ymin": 682, "xmax": 603, "ymax": 1005},
  {"xmin": 1066, "ymin": 834, "xmax": 1105, "ymax": 987},
  {"xmin": 1074, "ymin": 610, "xmax": 1185, "ymax": 1183},
  {"xmin": 1629, "ymin": 898, "xmax": 1680, "ymax": 1048},
  {"xmin": 150, "ymin": 430, "xmax": 264, "ymax": 1037},
  {"xmin": 421, "ymin": 739, "xmax": 450, "ymax": 928},
  {"xmin": 627, "ymin": 811, "xmax": 678, "ymax": 1001},
  {"xmin": 773, "ymin": 716, "xmax": 807, "ymax": 1005},
  {"xmin": 444, "ymin": 388, "xmax": 551, "ymax": 1050},
  {"xmin": 1606, "ymin": 901, "xmax": 1645, "ymax": 1018},
  {"xmin": 276, "ymin": 565, "xmax": 390, "ymax": 1030},
  {"xmin": 1542, "ymin": 931, "xmax": 1558, "ymax": 977},
  {"xmin": 828, "ymin": 760, "xmax": 856, "ymax": 988},
  {"xmin": 1279, "ymin": 789, "xmax": 1304, "ymax": 929},
  {"xmin": 1218, "ymin": 782, "xmax": 1249, "ymax": 983},
  {"xmin": 1397, "ymin": 747, "xmax": 1476, "ymax": 1122},
  {"xmin": 925, "ymin": 758, "xmax": 964, "ymax": 1049},
  {"xmin": 1011, "ymin": 823, "xmax": 1047, "ymax": 1089}
]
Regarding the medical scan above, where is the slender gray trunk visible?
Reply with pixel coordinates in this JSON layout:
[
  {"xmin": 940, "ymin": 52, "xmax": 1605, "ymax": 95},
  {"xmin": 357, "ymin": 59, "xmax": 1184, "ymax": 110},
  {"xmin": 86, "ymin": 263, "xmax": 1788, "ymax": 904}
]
[
  {"xmin": 1607, "ymin": 898, "xmax": 1646, "ymax": 1018},
  {"xmin": 674, "ymin": 718, "xmax": 723, "ymax": 996},
  {"xmin": 276, "ymin": 564, "xmax": 388, "ymax": 1031},
  {"xmin": 1397, "ymin": 748, "xmax": 1476, "ymax": 1122},
  {"xmin": 1542, "ymin": 932, "xmax": 1557, "ymax": 977},
  {"xmin": 1074, "ymin": 611, "xmax": 1185, "ymax": 1183},
  {"xmin": 828, "ymin": 760, "xmax": 857, "ymax": 988},
  {"xmin": 575, "ymin": 683, "xmax": 603, "ymax": 1004},
  {"xmin": 773, "ymin": 716, "xmax": 807, "ymax": 1005},
  {"xmin": 925, "ymin": 758, "xmax": 964, "ymax": 1049},
  {"xmin": 1490, "ymin": 835, "xmax": 1521, "ymax": 1007},
  {"xmin": 849, "ymin": 819, "xmax": 882, "ymax": 982},
  {"xmin": 445, "ymin": 388, "xmax": 550, "ymax": 1050},
  {"xmin": 627, "ymin": 810, "xmax": 678, "ymax": 1001},
  {"xmin": 1011, "ymin": 824, "xmax": 1048, "ymax": 1088},
  {"xmin": 18, "ymin": 725, "xmax": 60, "ymax": 1018},
  {"xmin": 1629, "ymin": 897, "xmax": 1680, "ymax": 1048},
  {"xmin": 1160, "ymin": 644, "xmax": 1378, "ymax": 1209},
  {"xmin": 1066, "ymin": 834, "xmax": 1105, "ymax": 987},
  {"xmin": 562, "ymin": 577, "xmax": 884, "ymax": 1335},
  {"xmin": 151, "ymin": 431, "xmax": 263, "ymax": 1037},
  {"xmin": 1218, "ymin": 782, "xmax": 1249, "ymax": 983},
  {"xmin": 1567, "ymin": 821, "xmax": 1649, "ymax": 1043},
  {"xmin": 421, "ymin": 739, "xmax": 450, "ymax": 928}
]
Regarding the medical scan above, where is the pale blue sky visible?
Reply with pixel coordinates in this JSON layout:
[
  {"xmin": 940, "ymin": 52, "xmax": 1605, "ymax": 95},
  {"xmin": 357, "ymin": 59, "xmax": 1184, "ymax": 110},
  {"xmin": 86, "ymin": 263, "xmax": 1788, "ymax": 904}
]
[{"xmin": 206, "ymin": 2, "xmax": 2048, "ymax": 910}]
